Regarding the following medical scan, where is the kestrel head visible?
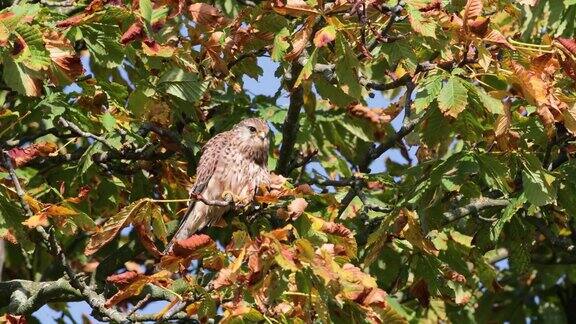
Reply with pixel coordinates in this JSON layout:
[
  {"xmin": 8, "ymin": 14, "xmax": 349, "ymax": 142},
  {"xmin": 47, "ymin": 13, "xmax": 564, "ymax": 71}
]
[{"xmin": 232, "ymin": 118, "xmax": 270, "ymax": 162}]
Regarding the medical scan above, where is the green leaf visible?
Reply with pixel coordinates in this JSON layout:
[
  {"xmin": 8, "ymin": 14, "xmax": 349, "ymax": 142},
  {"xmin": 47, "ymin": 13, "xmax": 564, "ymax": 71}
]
[
  {"xmin": 101, "ymin": 112, "xmax": 116, "ymax": 132},
  {"xmin": 438, "ymin": 77, "xmax": 468, "ymax": 118},
  {"xmin": 0, "ymin": 188, "xmax": 34, "ymax": 252},
  {"xmin": 2, "ymin": 58, "xmax": 42, "ymax": 97},
  {"xmin": 490, "ymin": 195, "xmax": 526, "ymax": 241},
  {"xmin": 335, "ymin": 34, "xmax": 363, "ymax": 100},
  {"xmin": 140, "ymin": 0, "xmax": 153, "ymax": 23},
  {"xmin": 522, "ymin": 154, "xmax": 556, "ymax": 206},
  {"xmin": 158, "ymin": 68, "xmax": 208, "ymax": 103},
  {"xmin": 271, "ymin": 28, "xmax": 290, "ymax": 62},
  {"xmin": 294, "ymin": 48, "xmax": 317, "ymax": 88}
]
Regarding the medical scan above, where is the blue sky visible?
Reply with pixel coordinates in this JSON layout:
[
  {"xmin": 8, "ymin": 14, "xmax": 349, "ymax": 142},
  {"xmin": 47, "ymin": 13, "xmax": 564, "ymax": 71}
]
[{"xmin": 32, "ymin": 56, "xmax": 416, "ymax": 323}]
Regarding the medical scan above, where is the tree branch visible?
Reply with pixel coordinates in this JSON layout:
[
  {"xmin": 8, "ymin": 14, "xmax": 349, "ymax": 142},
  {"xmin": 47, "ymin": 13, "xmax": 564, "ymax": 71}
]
[
  {"xmin": 276, "ymin": 62, "xmax": 304, "ymax": 176},
  {"xmin": 442, "ymin": 197, "xmax": 510, "ymax": 224},
  {"xmin": 1, "ymin": 149, "xmax": 127, "ymax": 322}
]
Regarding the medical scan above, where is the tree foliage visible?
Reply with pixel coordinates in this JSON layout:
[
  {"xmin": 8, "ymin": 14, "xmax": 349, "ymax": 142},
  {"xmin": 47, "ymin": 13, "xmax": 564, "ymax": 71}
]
[{"xmin": 1, "ymin": 0, "xmax": 576, "ymax": 322}]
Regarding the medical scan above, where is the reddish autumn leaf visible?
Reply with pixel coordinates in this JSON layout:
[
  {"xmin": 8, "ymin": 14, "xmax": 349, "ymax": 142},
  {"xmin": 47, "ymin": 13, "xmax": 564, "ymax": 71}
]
[
  {"xmin": 105, "ymin": 271, "xmax": 172, "ymax": 307},
  {"xmin": 557, "ymin": 37, "xmax": 576, "ymax": 55},
  {"xmin": 7, "ymin": 142, "xmax": 58, "ymax": 168},
  {"xmin": 135, "ymin": 222, "xmax": 162, "ymax": 258},
  {"xmin": 120, "ymin": 22, "xmax": 145, "ymax": 45},
  {"xmin": 321, "ymin": 222, "xmax": 352, "ymax": 237},
  {"xmin": 66, "ymin": 186, "xmax": 91, "ymax": 204},
  {"xmin": 468, "ymin": 17, "xmax": 489, "ymax": 36},
  {"xmin": 55, "ymin": 13, "xmax": 90, "ymax": 28},
  {"xmin": 410, "ymin": 279, "xmax": 430, "ymax": 307},
  {"xmin": 106, "ymin": 271, "xmax": 140, "ymax": 286},
  {"xmin": 172, "ymin": 234, "xmax": 214, "ymax": 257},
  {"xmin": 5, "ymin": 314, "xmax": 27, "ymax": 324},
  {"xmin": 463, "ymin": 0, "xmax": 483, "ymax": 23}
]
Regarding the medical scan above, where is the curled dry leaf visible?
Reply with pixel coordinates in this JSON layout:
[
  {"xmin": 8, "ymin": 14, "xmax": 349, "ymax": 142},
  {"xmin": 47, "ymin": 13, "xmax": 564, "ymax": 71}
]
[
  {"xmin": 43, "ymin": 31, "xmax": 84, "ymax": 84},
  {"xmin": 271, "ymin": 0, "xmax": 319, "ymax": 17},
  {"xmin": 444, "ymin": 269, "xmax": 467, "ymax": 284},
  {"xmin": 135, "ymin": 222, "xmax": 162, "ymax": 258},
  {"xmin": 361, "ymin": 287, "xmax": 388, "ymax": 308},
  {"xmin": 556, "ymin": 37, "xmax": 576, "ymax": 55},
  {"xmin": 321, "ymin": 221, "xmax": 352, "ymax": 237},
  {"xmin": 287, "ymin": 198, "xmax": 308, "ymax": 220},
  {"xmin": 188, "ymin": 3, "xmax": 228, "ymax": 28},
  {"xmin": 85, "ymin": 199, "xmax": 149, "ymax": 255},
  {"xmin": 106, "ymin": 270, "xmax": 140, "ymax": 286},
  {"xmin": 284, "ymin": 16, "xmax": 315, "ymax": 61},
  {"xmin": 313, "ymin": 26, "xmax": 336, "ymax": 48},
  {"xmin": 120, "ymin": 22, "xmax": 145, "ymax": 45},
  {"xmin": 347, "ymin": 103, "xmax": 401, "ymax": 125},
  {"xmin": 410, "ymin": 279, "xmax": 430, "ymax": 307},
  {"xmin": 172, "ymin": 234, "xmax": 214, "ymax": 257},
  {"xmin": 105, "ymin": 271, "xmax": 172, "ymax": 307},
  {"xmin": 7, "ymin": 142, "xmax": 58, "ymax": 168},
  {"xmin": 65, "ymin": 186, "xmax": 91, "ymax": 204},
  {"xmin": 463, "ymin": 0, "xmax": 483, "ymax": 23}
]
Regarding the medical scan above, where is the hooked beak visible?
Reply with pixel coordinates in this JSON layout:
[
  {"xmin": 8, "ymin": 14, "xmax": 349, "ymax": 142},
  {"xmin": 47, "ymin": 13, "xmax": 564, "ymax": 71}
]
[{"xmin": 258, "ymin": 131, "xmax": 267, "ymax": 141}]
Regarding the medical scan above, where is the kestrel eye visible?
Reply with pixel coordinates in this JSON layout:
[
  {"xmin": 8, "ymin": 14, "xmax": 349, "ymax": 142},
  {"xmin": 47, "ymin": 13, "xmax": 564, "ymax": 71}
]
[{"xmin": 248, "ymin": 126, "xmax": 257, "ymax": 133}]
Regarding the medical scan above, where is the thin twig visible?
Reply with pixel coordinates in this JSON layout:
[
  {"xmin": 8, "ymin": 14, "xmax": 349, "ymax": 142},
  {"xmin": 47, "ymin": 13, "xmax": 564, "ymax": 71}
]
[
  {"xmin": 127, "ymin": 293, "xmax": 151, "ymax": 317},
  {"xmin": 442, "ymin": 198, "xmax": 510, "ymax": 224},
  {"xmin": 58, "ymin": 117, "xmax": 117, "ymax": 151}
]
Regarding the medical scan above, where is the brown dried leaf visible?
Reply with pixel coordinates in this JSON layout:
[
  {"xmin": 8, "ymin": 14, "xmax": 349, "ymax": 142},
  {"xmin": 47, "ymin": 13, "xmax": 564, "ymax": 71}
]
[
  {"xmin": 188, "ymin": 3, "xmax": 228, "ymax": 28},
  {"xmin": 43, "ymin": 31, "xmax": 84, "ymax": 84},
  {"xmin": 135, "ymin": 222, "xmax": 162, "ymax": 258},
  {"xmin": 313, "ymin": 26, "xmax": 336, "ymax": 48},
  {"xmin": 410, "ymin": 279, "xmax": 430, "ymax": 307},
  {"xmin": 7, "ymin": 142, "xmax": 58, "ymax": 168},
  {"xmin": 286, "ymin": 198, "xmax": 308, "ymax": 220},
  {"xmin": 362, "ymin": 288, "xmax": 388, "ymax": 308},
  {"xmin": 285, "ymin": 16, "xmax": 315, "ymax": 61},
  {"xmin": 483, "ymin": 29, "xmax": 514, "ymax": 49},
  {"xmin": 557, "ymin": 37, "xmax": 576, "ymax": 55},
  {"xmin": 172, "ymin": 234, "xmax": 214, "ymax": 257},
  {"xmin": 106, "ymin": 271, "xmax": 140, "ymax": 286},
  {"xmin": 463, "ymin": 0, "xmax": 483, "ymax": 23},
  {"xmin": 321, "ymin": 222, "xmax": 352, "ymax": 237},
  {"xmin": 105, "ymin": 271, "xmax": 172, "ymax": 307},
  {"xmin": 347, "ymin": 103, "xmax": 400, "ymax": 125},
  {"xmin": 85, "ymin": 199, "xmax": 148, "ymax": 255},
  {"xmin": 120, "ymin": 22, "xmax": 145, "ymax": 45},
  {"xmin": 400, "ymin": 209, "xmax": 439, "ymax": 256},
  {"xmin": 66, "ymin": 186, "xmax": 91, "ymax": 204},
  {"xmin": 468, "ymin": 17, "xmax": 489, "ymax": 37},
  {"xmin": 271, "ymin": 0, "xmax": 319, "ymax": 17}
]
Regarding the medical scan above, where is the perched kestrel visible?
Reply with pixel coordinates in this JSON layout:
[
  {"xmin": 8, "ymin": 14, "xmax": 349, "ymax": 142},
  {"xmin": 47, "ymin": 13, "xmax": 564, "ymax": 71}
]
[{"xmin": 165, "ymin": 118, "xmax": 270, "ymax": 253}]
